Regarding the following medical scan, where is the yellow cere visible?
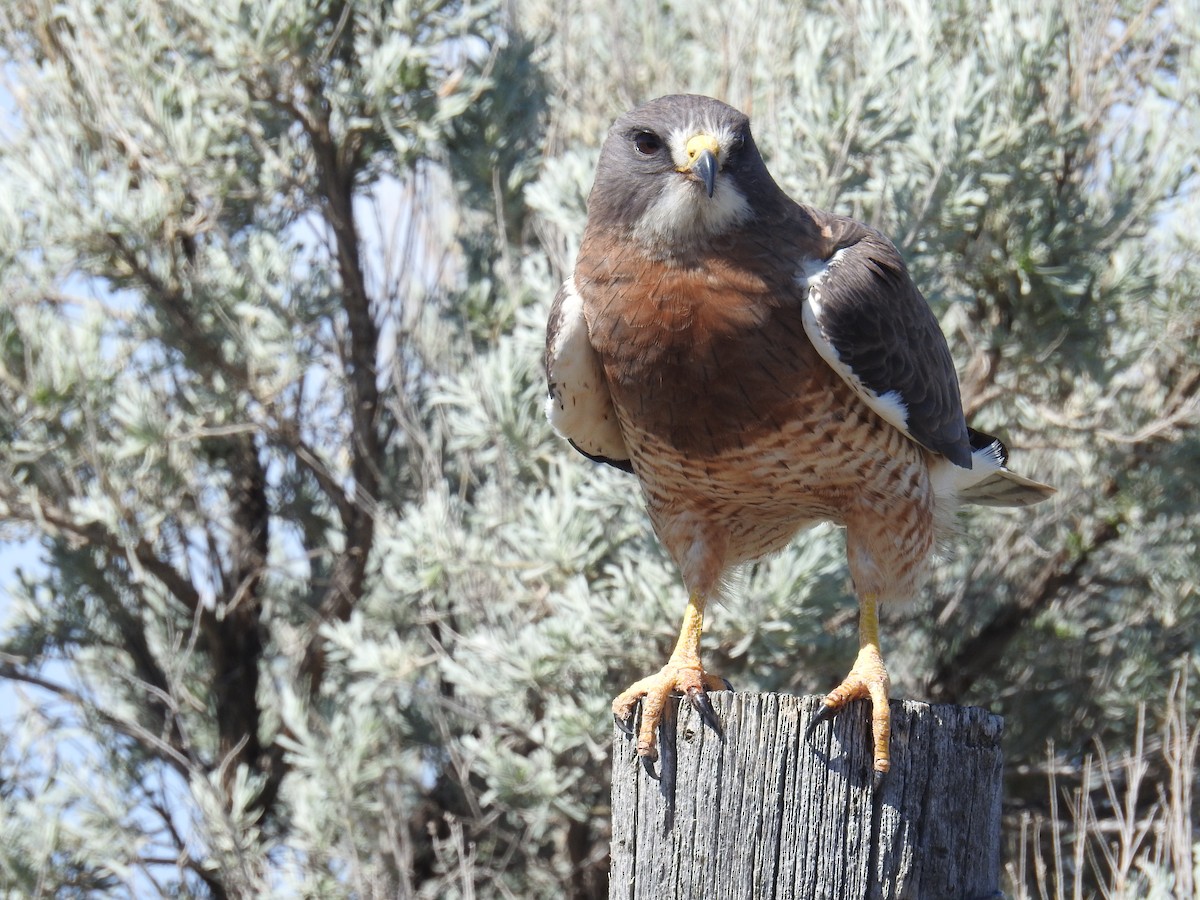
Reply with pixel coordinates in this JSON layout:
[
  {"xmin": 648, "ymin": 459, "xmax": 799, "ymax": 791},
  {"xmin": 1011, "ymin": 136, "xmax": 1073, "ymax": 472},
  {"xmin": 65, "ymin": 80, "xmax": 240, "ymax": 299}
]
[{"xmin": 682, "ymin": 133, "xmax": 721, "ymax": 169}]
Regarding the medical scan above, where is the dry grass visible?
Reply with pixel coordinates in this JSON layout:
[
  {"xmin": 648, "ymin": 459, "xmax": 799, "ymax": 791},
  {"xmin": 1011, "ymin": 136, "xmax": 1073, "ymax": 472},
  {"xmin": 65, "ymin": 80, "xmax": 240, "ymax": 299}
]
[{"xmin": 1007, "ymin": 671, "xmax": 1199, "ymax": 900}]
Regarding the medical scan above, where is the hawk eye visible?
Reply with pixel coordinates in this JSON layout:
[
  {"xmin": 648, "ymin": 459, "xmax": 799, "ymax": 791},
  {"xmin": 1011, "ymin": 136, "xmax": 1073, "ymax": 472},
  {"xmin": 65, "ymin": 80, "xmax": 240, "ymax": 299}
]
[{"xmin": 633, "ymin": 131, "xmax": 662, "ymax": 155}]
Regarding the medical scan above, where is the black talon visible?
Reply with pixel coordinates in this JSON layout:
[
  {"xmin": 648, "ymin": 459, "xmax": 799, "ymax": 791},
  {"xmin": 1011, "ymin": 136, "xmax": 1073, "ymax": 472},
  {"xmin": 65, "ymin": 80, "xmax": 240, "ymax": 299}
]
[
  {"xmin": 872, "ymin": 768, "xmax": 887, "ymax": 791},
  {"xmin": 687, "ymin": 687, "xmax": 722, "ymax": 735},
  {"xmin": 805, "ymin": 702, "xmax": 836, "ymax": 740},
  {"xmin": 720, "ymin": 677, "xmax": 734, "ymax": 691},
  {"xmin": 613, "ymin": 712, "xmax": 635, "ymax": 736},
  {"xmin": 641, "ymin": 754, "xmax": 660, "ymax": 780}
]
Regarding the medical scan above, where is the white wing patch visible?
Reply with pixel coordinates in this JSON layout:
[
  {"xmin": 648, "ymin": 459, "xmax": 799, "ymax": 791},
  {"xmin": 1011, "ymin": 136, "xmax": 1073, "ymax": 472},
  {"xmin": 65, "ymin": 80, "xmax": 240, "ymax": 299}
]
[
  {"xmin": 798, "ymin": 251, "xmax": 913, "ymax": 437},
  {"xmin": 545, "ymin": 277, "xmax": 630, "ymax": 462}
]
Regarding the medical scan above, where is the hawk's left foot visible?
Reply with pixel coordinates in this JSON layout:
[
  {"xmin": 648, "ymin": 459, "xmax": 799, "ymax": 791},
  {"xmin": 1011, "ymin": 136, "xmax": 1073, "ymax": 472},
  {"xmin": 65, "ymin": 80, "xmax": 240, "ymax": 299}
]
[{"xmin": 813, "ymin": 642, "xmax": 892, "ymax": 779}]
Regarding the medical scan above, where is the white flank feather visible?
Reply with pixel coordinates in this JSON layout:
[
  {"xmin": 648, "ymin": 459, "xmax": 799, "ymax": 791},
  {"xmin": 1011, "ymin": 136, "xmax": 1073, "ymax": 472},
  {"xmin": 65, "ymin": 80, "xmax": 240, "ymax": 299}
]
[{"xmin": 545, "ymin": 278, "xmax": 629, "ymax": 462}]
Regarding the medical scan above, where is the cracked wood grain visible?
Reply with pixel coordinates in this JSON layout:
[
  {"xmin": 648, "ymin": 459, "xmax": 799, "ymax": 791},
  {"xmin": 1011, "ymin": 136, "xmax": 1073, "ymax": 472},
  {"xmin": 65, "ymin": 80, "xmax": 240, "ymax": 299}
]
[{"xmin": 610, "ymin": 693, "xmax": 1003, "ymax": 900}]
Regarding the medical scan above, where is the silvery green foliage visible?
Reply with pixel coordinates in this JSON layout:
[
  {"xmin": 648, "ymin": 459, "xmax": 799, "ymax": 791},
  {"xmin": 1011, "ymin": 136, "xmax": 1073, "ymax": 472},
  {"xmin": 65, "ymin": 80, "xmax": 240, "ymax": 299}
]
[
  {"xmin": 0, "ymin": 0, "xmax": 1197, "ymax": 897},
  {"xmin": 0, "ymin": 0, "xmax": 540, "ymax": 896}
]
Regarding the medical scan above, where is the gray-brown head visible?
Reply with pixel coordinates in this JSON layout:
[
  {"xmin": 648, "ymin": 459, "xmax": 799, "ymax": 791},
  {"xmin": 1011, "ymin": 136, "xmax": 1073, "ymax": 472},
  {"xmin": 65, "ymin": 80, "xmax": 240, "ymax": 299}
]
[{"xmin": 585, "ymin": 94, "xmax": 790, "ymax": 248}]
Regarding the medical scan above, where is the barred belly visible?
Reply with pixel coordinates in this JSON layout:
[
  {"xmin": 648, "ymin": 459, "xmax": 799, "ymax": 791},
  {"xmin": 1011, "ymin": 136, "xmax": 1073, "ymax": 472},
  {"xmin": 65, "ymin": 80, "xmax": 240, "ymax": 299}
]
[{"xmin": 619, "ymin": 385, "xmax": 937, "ymax": 601}]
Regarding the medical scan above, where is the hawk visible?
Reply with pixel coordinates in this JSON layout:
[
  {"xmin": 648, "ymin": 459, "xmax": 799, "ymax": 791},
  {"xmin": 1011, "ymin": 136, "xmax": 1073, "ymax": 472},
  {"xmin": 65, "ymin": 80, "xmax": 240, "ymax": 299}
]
[{"xmin": 544, "ymin": 94, "xmax": 1054, "ymax": 779}]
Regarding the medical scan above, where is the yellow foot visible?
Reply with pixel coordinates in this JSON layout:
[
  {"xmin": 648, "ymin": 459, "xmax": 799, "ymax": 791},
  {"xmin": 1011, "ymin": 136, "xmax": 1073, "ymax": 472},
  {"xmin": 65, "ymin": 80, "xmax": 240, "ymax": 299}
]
[
  {"xmin": 612, "ymin": 662, "xmax": 728, "ymax": 764},
  {"xmin": 815, "ymin": 643, "xmax": 892, "ymax": 778}
]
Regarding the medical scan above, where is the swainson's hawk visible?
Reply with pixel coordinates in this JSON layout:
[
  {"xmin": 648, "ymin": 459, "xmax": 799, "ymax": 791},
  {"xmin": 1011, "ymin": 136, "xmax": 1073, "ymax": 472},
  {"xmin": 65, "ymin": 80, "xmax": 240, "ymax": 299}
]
[{"xmin": 545, "ymin": 94, "xmax": 1054, "ymax": 778}]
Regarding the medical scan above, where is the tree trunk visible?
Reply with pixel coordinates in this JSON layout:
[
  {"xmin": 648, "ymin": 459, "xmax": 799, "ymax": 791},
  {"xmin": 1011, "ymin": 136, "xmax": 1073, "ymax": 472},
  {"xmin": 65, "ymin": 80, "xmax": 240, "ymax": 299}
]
[{"xmin": 610, "ymin": 693, "xmax": 1003, "ymax": 900}]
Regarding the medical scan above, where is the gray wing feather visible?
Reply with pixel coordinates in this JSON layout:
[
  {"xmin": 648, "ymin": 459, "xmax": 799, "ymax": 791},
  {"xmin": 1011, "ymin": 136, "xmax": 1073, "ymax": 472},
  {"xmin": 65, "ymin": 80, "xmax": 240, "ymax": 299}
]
[{"xmin": 802, "ymin": 217, "xmax": 973, "ymax": 468}]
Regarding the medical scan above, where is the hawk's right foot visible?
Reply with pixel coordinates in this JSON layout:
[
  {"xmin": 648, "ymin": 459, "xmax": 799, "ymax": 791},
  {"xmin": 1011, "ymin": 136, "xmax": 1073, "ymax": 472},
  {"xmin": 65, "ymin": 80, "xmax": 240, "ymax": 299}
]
[{"xmin": 613, "ymin": 662, "xmax": 728, "ymax": 770}]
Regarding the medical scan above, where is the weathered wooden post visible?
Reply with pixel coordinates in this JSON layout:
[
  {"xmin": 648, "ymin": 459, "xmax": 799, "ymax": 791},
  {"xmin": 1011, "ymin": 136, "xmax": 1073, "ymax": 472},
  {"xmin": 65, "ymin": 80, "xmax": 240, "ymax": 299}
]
[{"xmin": 610, "ymin": 693, "xmax": 1003, "ymax": 900}]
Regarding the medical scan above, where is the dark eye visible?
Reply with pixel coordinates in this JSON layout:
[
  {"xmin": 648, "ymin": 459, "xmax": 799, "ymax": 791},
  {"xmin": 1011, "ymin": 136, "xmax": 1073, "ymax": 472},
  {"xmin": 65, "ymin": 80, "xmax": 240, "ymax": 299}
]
[
  {"xmin": 729, "ymin": 132, "xmax": 746, "ymax": 153},
  {"xmin": 633, "ymin": 131, "xmax": 662, "ymax": 155}
]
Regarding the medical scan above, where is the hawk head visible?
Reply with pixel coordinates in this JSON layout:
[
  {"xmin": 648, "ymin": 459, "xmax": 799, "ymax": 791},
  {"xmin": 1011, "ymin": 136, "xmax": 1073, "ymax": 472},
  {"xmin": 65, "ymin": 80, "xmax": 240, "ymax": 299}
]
[{"xmin": 586, "ymin": 94, "xmax": 788, "ymax": 250}]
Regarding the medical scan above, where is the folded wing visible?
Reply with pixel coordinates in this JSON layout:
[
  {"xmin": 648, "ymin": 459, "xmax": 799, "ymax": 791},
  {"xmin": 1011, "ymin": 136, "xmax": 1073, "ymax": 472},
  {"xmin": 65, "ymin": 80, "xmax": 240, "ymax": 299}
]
[
  {"xmin": 544, "ymin": 277, "xmax": 632, "ymax": 472},
  {"xmin": 800, "ymin": 217, "xmax": 974, "ymax": 468}
]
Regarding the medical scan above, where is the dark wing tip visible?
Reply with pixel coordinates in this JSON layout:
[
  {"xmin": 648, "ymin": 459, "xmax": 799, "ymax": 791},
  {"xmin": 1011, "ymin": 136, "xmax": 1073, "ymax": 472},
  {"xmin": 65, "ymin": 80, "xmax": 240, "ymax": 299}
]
[
  {"xmin": 941, "ymin": 438, "xmax": 975, "ymax": 470},
  {"xmin": 568, "ymin": 440, "xmax": 634, "ymax": 474},
  {"xmin": 910, "ymin": 414, "xmax": 973, "ymax": 468}
]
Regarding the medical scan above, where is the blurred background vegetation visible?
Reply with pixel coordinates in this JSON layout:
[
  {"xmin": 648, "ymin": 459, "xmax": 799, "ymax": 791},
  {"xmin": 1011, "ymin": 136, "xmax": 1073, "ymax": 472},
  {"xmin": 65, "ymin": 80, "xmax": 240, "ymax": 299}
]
[{"xmin": 0, "ymin": 0, "xmax": 1196, "ymax": 896}]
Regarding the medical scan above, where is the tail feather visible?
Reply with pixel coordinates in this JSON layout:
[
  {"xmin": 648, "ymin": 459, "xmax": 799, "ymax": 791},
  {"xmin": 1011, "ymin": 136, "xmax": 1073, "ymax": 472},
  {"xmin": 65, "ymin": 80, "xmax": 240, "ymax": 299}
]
[
  {"xmin": 958, "ymin": 468, "xmax": 1056, "ymax": 507},
  {"xmin": 932, "ymin": 427, "xmax": 1055, "ymax": 509}
]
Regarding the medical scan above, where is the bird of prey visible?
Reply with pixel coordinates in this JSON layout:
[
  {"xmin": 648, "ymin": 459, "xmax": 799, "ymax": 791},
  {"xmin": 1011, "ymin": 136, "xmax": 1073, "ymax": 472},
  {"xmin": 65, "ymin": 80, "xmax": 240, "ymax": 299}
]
[{"xmin": 544, "ymin": 94, "xmax": 1054, "ymax": 779}]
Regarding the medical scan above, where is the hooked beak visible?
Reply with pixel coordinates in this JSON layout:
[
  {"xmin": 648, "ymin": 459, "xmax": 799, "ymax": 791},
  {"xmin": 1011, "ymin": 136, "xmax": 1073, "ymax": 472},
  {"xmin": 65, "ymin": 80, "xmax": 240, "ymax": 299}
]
[{"xmin": 680, "ymin": 133, "xmax": 720, "ymax": 198}]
